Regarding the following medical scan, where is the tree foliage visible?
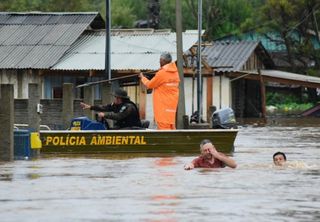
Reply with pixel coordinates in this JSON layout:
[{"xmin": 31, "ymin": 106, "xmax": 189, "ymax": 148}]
[
  {"xmin": 0, "ymin": 0, "xmax": 95, "ymax": 12},
  {"xmin": 253, "ymin": 0, "xmax": 320, "ymax": 74},
  {"xmin": 0, "ymin": 0, "xmax": 319, "ymax": 72},
  {"xmin": 0, "ymin": 0, "xmax": 264, "ymax": 39}
]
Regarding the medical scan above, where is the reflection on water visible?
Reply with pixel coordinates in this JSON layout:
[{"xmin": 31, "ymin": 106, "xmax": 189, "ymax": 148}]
[{"xmin": 1, "ymin": 118, "xmax": 320, "ymax": 221}]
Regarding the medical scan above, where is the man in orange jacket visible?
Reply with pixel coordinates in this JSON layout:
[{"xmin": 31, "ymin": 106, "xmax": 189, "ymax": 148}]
[{"xmin": 139, "ymin": 52, "xmax": 180, "ymax": 130}]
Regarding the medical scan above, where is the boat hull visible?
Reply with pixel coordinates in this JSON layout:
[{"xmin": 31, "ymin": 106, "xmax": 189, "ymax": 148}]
[{"xmin": 39, "ymin": 129, "xmax": 238, "ymax": 155}]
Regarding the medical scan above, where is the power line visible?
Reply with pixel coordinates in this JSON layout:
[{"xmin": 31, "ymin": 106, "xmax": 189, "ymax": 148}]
[{"xmin": 285, "ymin": 5, "xmax": 320, "ymax": 37}]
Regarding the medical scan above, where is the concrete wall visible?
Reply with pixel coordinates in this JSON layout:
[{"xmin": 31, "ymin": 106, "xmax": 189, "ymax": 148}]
[
  {"xmin": 14, "ymin": 99, "xmax": 102, "ymax": 130},
  {"xmin": 0, "ymin": 69, "xmax": 42, "ymax": 98}
]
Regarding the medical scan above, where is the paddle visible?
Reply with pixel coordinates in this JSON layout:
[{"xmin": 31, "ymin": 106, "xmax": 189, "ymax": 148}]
[
  {"xmin": 76, "ymin": 74, "xmax": 138, "ymax": 88},
  {"xmin": 76, "ymin": 70, "xmax": 157, "ymax": 88}
]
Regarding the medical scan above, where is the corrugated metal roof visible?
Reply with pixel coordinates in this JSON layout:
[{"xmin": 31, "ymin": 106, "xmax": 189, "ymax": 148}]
[
  {"xmin": 202, "ymin": 41, "xmax": 260, "ymax": 72},
  {"xmin": 52, "ymin": 30, "xmax": 200, "ymax": 70},
  {"xmin": 2, "ymin": 25, "xmax": 37, "ymax": 45},
  {"xmin": 0, "ymin": 12, "xmax": 104, "ymax": 69},
  {"xmin": 20, "ymin": 25, "xmax": 52, "ymax": 45},
  {"xmin": 0, "ymin": 25, "xmax": 20, "ymax": 44},
  {"xmin": 33, "ymin": 46, "xmax": 70, "ymax": 69},
  {"xmin": 261, "ymin": 70, "xmax": 320, "ymax": 84},
  {"xmin": 1, "ymin": 46, "xmax": 33, "ymax": 68},
  {"xmin": 0, "ymin": 46, "xmax": 15, "ymax": 62}
]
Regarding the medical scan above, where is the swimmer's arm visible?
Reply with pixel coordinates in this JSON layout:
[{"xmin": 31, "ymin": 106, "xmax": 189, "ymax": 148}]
[
  {"xmin": 212, "ymin": 151, "xmax": 237, "ymax": 169},
  {"xmin": 184, "ymin": 162, "xmax": 194, "ymax": 170}
]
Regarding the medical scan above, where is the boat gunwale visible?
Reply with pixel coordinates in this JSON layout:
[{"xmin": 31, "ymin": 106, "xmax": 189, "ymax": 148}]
[{"xmin": 40, "ymin": 129, "xmax": 239, "ymax": 134}]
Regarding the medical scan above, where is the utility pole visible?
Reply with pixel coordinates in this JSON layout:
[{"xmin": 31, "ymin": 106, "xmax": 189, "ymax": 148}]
[
  {"xmin": 105, "ymin": 0, "xmax": 113, "ymax": 106},
  {"xmin": 175, "ymin": 0, "xmax": 185, "ymax": 129},
  {"xmin": 197, "ymin": 0, "xmax": 203, "ymax": 123},
  {"xmin": 105, "ymin": 0, "xmax": 111, "ymax": 80}
]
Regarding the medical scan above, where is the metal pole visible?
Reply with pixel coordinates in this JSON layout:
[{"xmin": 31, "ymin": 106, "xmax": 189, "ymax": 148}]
[
  {"xmin": 105, "ymin": 0, "xmax": 111, "ymax": 80},
  {"xmin": 219, "ymin": 76, "xmax": 222, "ymax": 109},
  {"xmin": 197, "ymin": 0, "xmax": 202, "ymax": 123},
  {"xmin": 176, "ymin": 0, "xmax": 186, "ymax": 129}
]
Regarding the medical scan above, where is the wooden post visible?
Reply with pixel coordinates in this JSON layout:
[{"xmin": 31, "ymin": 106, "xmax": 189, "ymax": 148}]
[
  {"xmin": 101, "ymin": 83, "xmax": 113, "ymax": 105},
  {"xmin": 208, "ymin": 106, "xmax": 216, "ymax": 128},
  {"xmin": 258, "ymin": 69, "xmax": 267, "ymax": 120},
  {"xmin": 62, "ymin": 83, "xmax": 74, "ymax": 129},
  {"xmin": 84, "ymin": 86, "xmax": 95, "ymax": 120},
  {"xmin": 101, "ymin": 83, "xmax": 113, "ymax": 128},
  {"xmin": 0, "ymin": 84, "xmax": 14, "ymax": 161},
  {"xmin": 206, "ymin": 76, "xmax": 213, "ymax": 122},
  {"xmin": 28, "ymin": 83, "xmax": 40, "ymax": 132},
  {"xmin": 139, "ymin": 81, "xmax": 146, "ymax": 119},
  {"xmin": 183, "ymin": 115, "xmax": 189, "ymax": 129}
]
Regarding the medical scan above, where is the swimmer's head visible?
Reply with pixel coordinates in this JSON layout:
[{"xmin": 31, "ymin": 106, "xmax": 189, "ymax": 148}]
[{"xmin": 273, "ymin": 151, "xmax": 287, "ymax": 166}]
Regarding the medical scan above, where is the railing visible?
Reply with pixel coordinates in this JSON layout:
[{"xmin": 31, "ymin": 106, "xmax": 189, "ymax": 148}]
[{"xmin": 14, "ymin": 124, "xmax": 51, "ymax": 131}]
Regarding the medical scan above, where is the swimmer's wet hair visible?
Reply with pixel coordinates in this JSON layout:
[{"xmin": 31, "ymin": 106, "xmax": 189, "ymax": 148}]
[
  {"xmin": 273, "ymin": 151, "xmax": 287, "ymax": 160},
  {"xmin": 200, "ymin": 139, "xmax": 212, "ymax": 148}
]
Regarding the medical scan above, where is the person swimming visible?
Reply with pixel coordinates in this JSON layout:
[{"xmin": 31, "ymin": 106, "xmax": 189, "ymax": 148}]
[{"xmin": 273, "ymin": 151, "xmax": 287, "ymax": 166}]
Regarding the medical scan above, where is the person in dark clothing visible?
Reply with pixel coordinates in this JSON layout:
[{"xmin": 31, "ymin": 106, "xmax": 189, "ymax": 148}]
[{"xmin": 80, "ymin": 88, "xmax": 142, "ymax": 129}]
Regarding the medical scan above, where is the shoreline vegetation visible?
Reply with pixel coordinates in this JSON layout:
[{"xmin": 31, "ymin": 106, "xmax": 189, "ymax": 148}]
[
  {"xmin": 266, "ymin": 103, "xmax": 313, "ymax": 115},
  {"xmin": 266, "ymin": 92, "xmax": 315, "ymax": 116}
]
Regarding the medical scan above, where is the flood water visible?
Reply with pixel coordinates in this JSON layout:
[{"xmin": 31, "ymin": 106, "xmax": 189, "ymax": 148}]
[{"xmin": 1, "ymin": 118, "xmax": 320, "ymax": 222}]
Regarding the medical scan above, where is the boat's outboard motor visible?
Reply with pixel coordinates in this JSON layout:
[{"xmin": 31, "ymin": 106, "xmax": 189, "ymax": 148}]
[
  {"xmin": 211, "ymin": 108, "xmax": 237, "ymax": 129},
  {"xmin": 70, "ymin": 116, "xmax": 106, "ymax": 130}
]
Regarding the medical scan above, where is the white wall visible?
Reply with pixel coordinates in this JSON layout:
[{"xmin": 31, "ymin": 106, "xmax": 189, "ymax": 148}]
[
  {"xmin": 212, "ymin": 75, "xmax": 231, "ymax": 109},
  {"xmin": 184, "ymin": 77, "xmax": 207, "ymax": 120},
  {"xmin": 145, "ymin": 93, "xmax": 155, "ymax": 128}
]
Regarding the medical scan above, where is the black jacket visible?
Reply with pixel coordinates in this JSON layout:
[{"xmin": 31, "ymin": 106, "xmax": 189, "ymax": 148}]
[{"xmin": 90, "ymin": 100, "xmax": 141, "ymax": 129}]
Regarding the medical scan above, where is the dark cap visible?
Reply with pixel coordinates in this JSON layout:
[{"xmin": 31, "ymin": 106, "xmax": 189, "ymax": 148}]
[{"xmin": 112, "ymin": 88, "xmax": 129, "ymax": 99}]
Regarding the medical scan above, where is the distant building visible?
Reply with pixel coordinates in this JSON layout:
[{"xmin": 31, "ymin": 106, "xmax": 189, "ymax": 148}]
[
  {"xmin": 218, "ymin": 31, "xmax": 320, "ymax": 70},
  {"xmin": 0, "ymin": 12, "xmax": 104, "ymax": 98},
  {"xmin": 2, "ymin": 12, "xmax": 320, "ymax": 122},
  {"xmin": 185, "ymin": 40, "xmax": 320, "ymax": 118}
]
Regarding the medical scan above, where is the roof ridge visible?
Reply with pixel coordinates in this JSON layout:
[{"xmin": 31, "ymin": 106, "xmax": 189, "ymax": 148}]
[
  {"xmin": 0, "ymin": 12, "xmax": 99, "ymax": 15},
  {"xmin": 214, "ymin": 40, "xmax": 260, "ymax": 44}
]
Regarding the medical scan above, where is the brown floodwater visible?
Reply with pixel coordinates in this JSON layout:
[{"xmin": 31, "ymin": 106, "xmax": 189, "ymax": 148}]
[{"xmin": 1, "ymin": 117, "xmax": 320, "ymax": 221}]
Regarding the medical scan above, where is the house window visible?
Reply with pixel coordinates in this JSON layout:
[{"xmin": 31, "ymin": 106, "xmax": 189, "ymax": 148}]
[{"xmin": 53, "ymin": 87, "xmax": 62, "ymax": 98}]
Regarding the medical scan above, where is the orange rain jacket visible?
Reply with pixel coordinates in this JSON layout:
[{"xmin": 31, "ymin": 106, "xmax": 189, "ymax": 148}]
[{"xmin": 141, "ymin": 62, "xmax": 180, "ymax": 125}]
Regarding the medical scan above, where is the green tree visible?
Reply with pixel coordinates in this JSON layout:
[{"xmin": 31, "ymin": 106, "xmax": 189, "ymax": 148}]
[
  {"xmin": 0, "ymin": 0, "xmax": 95, "ymax": 12},
  {"xmin": 0, "ymin": 0, "xmax": 265, "ymax": 39},
  {"xmin": 159, "ymin": 0, "xmax": 265, "ymax": 40},
  {"xmin": 253, "ymin": 0, "xmax": 320, "ymax": 102}
]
